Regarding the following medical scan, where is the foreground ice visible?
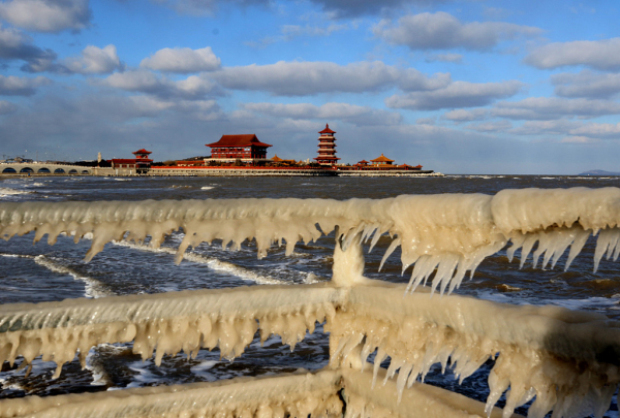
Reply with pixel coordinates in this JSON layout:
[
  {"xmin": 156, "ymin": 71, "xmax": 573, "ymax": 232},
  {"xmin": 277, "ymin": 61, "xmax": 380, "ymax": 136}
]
[{"xmin": 0, "ymin": 187, "xmax": 619, "ymax": 418}]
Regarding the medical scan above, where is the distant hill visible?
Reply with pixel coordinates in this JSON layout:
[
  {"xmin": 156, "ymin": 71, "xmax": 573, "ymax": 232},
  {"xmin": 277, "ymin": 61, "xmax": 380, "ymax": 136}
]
[{"xmin": 578, "ymin": 169, "xmax": 620, "ymax": 176}]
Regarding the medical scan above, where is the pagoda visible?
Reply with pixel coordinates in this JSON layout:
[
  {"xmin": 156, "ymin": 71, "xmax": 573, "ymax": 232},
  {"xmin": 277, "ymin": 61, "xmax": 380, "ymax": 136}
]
[
  {"xmin": 314, "ymin": 124, "xmax": 340, "ymax": 165},
  {"xmin": 133, "ymin": 149, "xmax": 153, "ymax": 172}
]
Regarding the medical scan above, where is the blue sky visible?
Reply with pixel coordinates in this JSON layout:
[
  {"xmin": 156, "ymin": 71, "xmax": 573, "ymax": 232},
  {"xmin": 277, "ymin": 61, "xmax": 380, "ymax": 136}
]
[{"xmin": 1, "ymin": 0, "xmax": 620, "ymax": 174}]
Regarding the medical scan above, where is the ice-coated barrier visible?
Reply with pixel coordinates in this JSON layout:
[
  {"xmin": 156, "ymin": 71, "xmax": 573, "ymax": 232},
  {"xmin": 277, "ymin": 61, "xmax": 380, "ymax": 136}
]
[{"xmin": 0, "ymin": 188, "xmax": 619, "ymax": 417}]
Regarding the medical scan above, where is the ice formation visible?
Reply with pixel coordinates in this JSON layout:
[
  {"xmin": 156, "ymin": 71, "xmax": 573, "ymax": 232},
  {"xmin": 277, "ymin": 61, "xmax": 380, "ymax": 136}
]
[
  {"xmin": 330, "ymin": 283, "xmax": 620, "ymax": 418},
  {"xmin": 1, "ymin": 187, "xmax": 620, "ymax": 418},
  {"xmin": 2, "ymin": 188, "xmax": 620, "ymax": 294},
  {"xmin": 0, "ymin": 371, "xmax": 343, "ymax": 418},
  {"xmin": 0, "ymin": 285, "xmax": 344, "ymax": 378}
]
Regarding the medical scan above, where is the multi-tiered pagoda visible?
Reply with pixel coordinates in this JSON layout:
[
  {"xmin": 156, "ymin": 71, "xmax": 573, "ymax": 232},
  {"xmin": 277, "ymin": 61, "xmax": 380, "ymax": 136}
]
[
  {"xmin": 314, "ymin": 124, "xmax": 340, "ymax": 165},
  {"xmin": 132, "ymin": 149, "xmax": 153, "ymax": 172}
]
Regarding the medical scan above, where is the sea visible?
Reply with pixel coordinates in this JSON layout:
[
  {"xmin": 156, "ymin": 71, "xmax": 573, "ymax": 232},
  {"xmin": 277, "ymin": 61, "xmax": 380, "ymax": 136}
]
[{"xmin": 0, "ymin": 175, "xmax": 618, "ymax": 417}]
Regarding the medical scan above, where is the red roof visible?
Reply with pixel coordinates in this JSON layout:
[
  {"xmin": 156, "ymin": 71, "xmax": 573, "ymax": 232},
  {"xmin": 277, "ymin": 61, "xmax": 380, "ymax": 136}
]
[
  {"xmin": 132, "ymin": 149, "xmax": 152, "ymax": 155},
  {"xmin": 358, "ymin": 160, "xmax": 369, "ymax": 164},
  {"xmin": 319, "ymin": 124, "xmax": 336, "ymax": 134},
  {"xmin": 206, "ymin": 134, "xmax": 272, "ymax": 148},
  {"xmin": 371, "ymin": 154, "xmax": 395, "ymax": 163}
]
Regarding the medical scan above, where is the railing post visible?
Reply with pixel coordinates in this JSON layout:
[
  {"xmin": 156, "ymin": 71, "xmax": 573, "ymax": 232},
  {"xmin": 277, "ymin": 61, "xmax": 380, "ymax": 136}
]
[
  {"xmin": 329, "ymin": 228, "xmax": 366, "ymax": 372},
  {"xmin": 331, "ymin": 228, "xmax": 367, "ymax": 288}
]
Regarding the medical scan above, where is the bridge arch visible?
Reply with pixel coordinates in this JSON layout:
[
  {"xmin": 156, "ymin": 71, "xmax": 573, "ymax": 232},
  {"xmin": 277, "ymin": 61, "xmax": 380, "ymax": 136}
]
[
  {"xmin": 2, "ymin": 167, "xmax": 16, "ymax": 173},
  {"xmin": 38, "ymin": 167, "xmax": 51, "ymax": 174},
  {"xmin": 69, "ymin": 169, "xmax": 78, "ymax": 174},
  {"xmin": 54, "ymin": 168, "xmax": 65, "ymax": 174},
  {"xmin": 20, "ymin": 167, "xmax": 34, "ymax": 174}
]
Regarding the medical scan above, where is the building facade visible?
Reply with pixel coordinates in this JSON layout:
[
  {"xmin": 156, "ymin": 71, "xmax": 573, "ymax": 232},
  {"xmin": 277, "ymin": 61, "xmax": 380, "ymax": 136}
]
[
  {"xmin": 111, "ymin": 149, "xmax": 153, "ymax": 174},
  {"xmin": 206, "ymin": 134, "xmax": 272, "ymax": 161},
  {"xmin": 314, "ymin": 124, "xmax": 340, "ymax": 165}
]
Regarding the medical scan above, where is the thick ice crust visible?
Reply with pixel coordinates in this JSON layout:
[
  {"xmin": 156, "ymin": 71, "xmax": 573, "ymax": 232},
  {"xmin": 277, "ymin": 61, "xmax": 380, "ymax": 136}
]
[
  {"xmin": 2, "ymin": 188, "xmax": 620, "ymax": 293},
  {"xmin": 0, "ymin": 285, "xmax": 346, "ymax": 377},
  {"xmin": 330, "ymin": 282, "xmax": 620, "ymax": 418},
  {"xmin": 341, "ymin": 368, "xmax": 525, "ymax": 418},
  {"xmin": 0, "ymin": 371, "xmax": 343, "ymax": 418}
]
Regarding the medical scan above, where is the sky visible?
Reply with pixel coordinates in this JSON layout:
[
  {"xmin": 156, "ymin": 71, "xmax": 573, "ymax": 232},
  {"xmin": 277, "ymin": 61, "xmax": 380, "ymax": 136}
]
[{"xmin": 1, "ymin": 0, "xmax": 620, "ymax": 174}]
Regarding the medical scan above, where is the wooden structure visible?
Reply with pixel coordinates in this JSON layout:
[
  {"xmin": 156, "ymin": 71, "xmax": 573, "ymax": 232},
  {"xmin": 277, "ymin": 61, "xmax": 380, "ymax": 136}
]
[
  {"xmin": 314, "ymin": 124, "xmax": 340, "ymax": 165},
  {"xmin": 206, "ymin": 134, "xmax": 272, "ymax": 161}
]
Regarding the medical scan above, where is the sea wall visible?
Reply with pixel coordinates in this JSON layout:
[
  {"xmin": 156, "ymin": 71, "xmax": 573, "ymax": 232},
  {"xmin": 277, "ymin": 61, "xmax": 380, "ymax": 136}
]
[{"xmin": 148, "ymin": 168, "xmax": 338, "ymax": 177}]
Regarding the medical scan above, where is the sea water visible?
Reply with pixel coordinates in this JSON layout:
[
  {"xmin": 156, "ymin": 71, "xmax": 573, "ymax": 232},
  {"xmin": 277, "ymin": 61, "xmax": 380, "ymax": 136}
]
[{"xmin": 0, "ymin": 175, "xmax": 618, "ymax": 417}]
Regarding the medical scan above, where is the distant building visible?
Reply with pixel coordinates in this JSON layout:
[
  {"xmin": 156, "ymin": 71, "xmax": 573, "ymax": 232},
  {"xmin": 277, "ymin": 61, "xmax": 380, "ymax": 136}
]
[
  {"xmin": 314, "ymin": 124, "xmax": 340, "ymax": 165},
  {"xmin": 206, "ymin": 134, "xmax": 272, "ymax": 161},
  {"xmin": 370, "ymin": 154, "xmax": 395, "ymax": 166},
  {"xmin": 111, "ymin": 149, "xmax": 153, "ymax": 174},
  {"xmin": 133, "ymin": 149, "xmax": 153, "ymax": 172}
]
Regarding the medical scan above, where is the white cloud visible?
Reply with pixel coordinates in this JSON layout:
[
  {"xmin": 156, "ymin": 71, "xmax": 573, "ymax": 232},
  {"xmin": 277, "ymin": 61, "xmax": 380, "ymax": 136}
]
[
  {"xmin": 150, "ymin": 0, "xmax": 268, "ymax": 16},
  {"xmin": 552, "ymin": 71, "xmax": 620, "ymax": 99},
  {"xmin": 466, "ymin": 120, "xmax": 512, "ymax": 132},
  {"xmin": 0, "ymin": 75, "xmax": 51, "ymax": 96},
  {"xmin": 524, "ymin": 38, "xmax": 620, "ymax": 71},
  {"xmin": 0, "ymin": 0, "xmax": 91, "ymax": 33},
  {"xmin": 426, "ymin": 53, "xmax": 463, "ymax": 64},
  {"xmin": 509, "ymin": 119, "xmax": 620, "ymax": 141},
  {"xmin": 569, "ymin": 122, "xmax": 620, "ymax": 139},
  {"xmin": 0, "ymin": 100, "xmax": 17, "ymax": 114},
  {"xmin": 308, "ymin": 0, "xmax": 434, "ymax": 19},
  {"xmin": 281, "ymin": 23, "xmax": 350, "ymax": 39},
  {"xmin": 385, "ymin": 80, "xmax": 523, "ymax": 111},
  {"xmin": 100, "ymin": 70, "xmax": 220, "ymax": 100},
  {"xmin": 493, "ymin": 97, "xmax": 620, "ymax": 120},
  {"xmin": 0, "ymin": 24, "xmax": 59, "ymax": 72},
  {"xmin": 374, "ymin": 12, "xmax": 541, "ymax": 51},
  {"xmin": 140, "ymin": 47, "xmax": 221, "ymax": 73},
  {"xmin": 442, "ymin": 108, "xmax": 488, "ymax": 122},
  {"xmin": 242, "ymin": 102, "xmax": 402, "ymax": 126},
  {"xmin": 64, "ymin": 45, "xmax": 123, "ymax": 75},
  {"xmin": 212, "ymin": 61, "xmax": 450, "ymax": 96}
]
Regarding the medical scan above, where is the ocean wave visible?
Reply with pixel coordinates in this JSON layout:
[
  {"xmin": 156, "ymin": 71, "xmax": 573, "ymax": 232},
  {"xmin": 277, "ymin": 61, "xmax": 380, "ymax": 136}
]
[
  {"xmin": 0, "ymin": 188, "xmax": 30, "ymax": 197},
  {"xmin": 112, "ymin": 240, "xmax": 286, "ymax": 285},
  {"xmin": 201, "ymin": 186, "xmax": 214, "ymax": 190},
  {"xmin": 33, "ymin": 255, "xmax": 112, "ymax": 299}
]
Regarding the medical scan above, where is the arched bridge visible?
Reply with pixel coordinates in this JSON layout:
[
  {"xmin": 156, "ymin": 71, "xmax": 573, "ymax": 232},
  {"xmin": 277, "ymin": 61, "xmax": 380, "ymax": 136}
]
[{"xmin": 0, "ymin": 162, "xmax": 93, "ymax": 175}]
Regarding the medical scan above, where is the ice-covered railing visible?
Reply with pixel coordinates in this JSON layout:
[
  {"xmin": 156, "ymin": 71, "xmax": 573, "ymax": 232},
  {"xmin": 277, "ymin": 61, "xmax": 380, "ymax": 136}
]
[{"xmin": 0, "ymin": 187, "xmax": 619, "ymax": 418}]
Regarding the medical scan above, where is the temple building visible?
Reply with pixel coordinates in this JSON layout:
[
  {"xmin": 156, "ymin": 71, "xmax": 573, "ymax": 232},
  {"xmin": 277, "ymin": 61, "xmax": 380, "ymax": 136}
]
[
  {"xmin": 111, "ymin": 148, "xmax": 153, "ymax": 174},
  {"xmin": 133, "ymin": 149, "xmax": 153, "ymax": 172},
  {"xmin": 314, "ymin": 124, "xmax": 340, "ymax": 165},
  {"xmin": 206, "ymin": 134, "xmax": 272, "ymax": 161},
  {"xmin": 370, "ymin": 154, "xmax": 395, "ymax": 166}
]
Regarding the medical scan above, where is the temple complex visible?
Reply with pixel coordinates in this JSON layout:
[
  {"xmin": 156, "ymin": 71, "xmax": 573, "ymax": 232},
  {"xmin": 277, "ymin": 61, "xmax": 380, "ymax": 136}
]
[
  {"xmin": 111, "ymin": 148, "xmax": 153, "ymax": 174},
  {"xmin": 314, "ymin": 124, "xmax": 340, "ymax": 165},
  {"xmin": 206, "ymin": 134, "xmax": 272, "ymax": 161}
]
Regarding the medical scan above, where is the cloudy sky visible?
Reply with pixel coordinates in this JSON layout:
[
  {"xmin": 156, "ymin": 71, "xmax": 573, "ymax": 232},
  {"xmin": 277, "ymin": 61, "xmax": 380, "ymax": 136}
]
[{"xmin": 1, "ymin": 0, "xmax": 619, "ymax": 173}]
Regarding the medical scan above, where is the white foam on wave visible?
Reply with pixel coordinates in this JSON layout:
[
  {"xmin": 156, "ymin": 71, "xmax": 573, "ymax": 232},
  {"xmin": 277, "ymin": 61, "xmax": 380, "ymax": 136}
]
[
  {"xmin": 126, "ymin": 360, "xmax": 160, "ymax": 388},
  {"xmin": 0, "ymin": 253, "xmax": 34, "ymax": 259},
  {"xmin": 113, "ymin": 178, "xmax": 130, "ymax": 181},
  {"xmin": 0, "ymin": 188, "xmax": 30, "ymax": 197},
  {"xmin": 201, "ymin": 186, "xmax": 214, "ymax": 190},
  {"xmin": 33, "ymin": 255, "xmax": 112, "ymax": 299},
  {"xmin": 112, "ymin": 240, "xmax": 286, "ymax": 285}
]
